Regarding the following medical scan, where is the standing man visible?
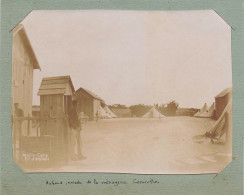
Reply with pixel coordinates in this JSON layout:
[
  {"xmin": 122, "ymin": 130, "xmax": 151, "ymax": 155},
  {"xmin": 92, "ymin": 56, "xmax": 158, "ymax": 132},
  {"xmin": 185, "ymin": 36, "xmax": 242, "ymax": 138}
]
[
  {"xmin": 96, "ymin": 111, "xmax": 99, "ymax": 122},
  {"xmin": 68, "ymin": 100, "xmax": 86, "ymax": 160}
]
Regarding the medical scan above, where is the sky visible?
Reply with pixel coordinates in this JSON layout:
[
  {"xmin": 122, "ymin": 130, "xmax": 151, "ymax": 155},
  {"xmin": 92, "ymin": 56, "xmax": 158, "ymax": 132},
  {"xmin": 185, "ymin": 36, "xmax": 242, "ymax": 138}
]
[{"xmin": 22, "ymin": 10, "xmax": 232, "ymax": 108}]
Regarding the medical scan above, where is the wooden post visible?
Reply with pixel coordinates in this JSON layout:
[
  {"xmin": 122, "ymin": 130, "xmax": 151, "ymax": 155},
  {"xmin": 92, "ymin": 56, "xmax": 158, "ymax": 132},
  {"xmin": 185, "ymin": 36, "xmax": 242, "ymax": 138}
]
[
  {"xmin": 27, "ymin": 114, "xmax": 30, "ymax": 136},
  {"xmin": 36, "ymin": 118, "xmax": 39, "ymax": 136},
  {"xmin": 64, "ymin": 117, "xmax": 69, "ymax": 164}
]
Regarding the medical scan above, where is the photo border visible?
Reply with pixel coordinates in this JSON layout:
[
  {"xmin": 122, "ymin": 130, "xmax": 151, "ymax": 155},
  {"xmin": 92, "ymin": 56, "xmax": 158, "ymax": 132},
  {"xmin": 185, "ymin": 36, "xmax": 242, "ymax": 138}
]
[{"xmin": 1, "ymin": 0, "xmax": 243, "ymax": 194}]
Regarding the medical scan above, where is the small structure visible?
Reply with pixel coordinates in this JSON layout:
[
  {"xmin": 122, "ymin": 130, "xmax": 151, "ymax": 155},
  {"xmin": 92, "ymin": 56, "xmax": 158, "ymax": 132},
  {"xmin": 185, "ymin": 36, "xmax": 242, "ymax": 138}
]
[
  {"xmin": 12, "ymin": 24, "xmax": 41, "ymax": 117},
  {"xmin": 215, "ymin": 87, "xmax": 232, "ymax": 119},
  {"xmin": 38, "ymin": 76, "xmax": 75, "ymax": 120},
  {"xmin": 74, "ymin": 88, "xmax": 103, "ymax": 120},
  {"xmin": 37, "ymin": 75, "xmax": 75, "ymax": 163},
  {"xmin": 142, "ymin": 106, "xmax": 165, "ymax": 118}
]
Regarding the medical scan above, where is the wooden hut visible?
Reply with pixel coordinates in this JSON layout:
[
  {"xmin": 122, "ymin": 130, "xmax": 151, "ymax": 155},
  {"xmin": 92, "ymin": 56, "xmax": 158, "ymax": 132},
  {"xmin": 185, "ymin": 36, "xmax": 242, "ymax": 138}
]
[
  {"xmin": 37, "ymin": 75, "xmax": 75, "ymax": 163},
  {"xmin": 12, "ymin": 24, "xmax": 41, "ymax": 118},
  {"xmin": 74, "ymin": 88, "xmax": 103, "ymax": 120},
  {"xmin": 215, "ymin": 87, "xmax": 232, "ymax": 119}
]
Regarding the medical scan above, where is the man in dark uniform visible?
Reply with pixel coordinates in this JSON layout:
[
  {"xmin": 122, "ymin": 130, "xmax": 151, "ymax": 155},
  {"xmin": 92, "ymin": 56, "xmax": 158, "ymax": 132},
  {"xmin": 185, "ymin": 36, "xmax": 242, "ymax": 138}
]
[
  {"xmin": 68, "ymin": 100, "xmax": 85, "ymax": 160},
  {"xmin": 14, "ymin": 103, "xmax": 24, "ymax": 118}
]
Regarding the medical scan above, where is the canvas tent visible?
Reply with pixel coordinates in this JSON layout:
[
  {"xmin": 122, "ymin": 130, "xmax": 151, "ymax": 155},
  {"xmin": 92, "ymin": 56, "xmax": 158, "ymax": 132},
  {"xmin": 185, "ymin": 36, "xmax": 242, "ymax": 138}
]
[
  {"xmin": 100, "ymin": 106, "xmax": 111, "ymax": 119},
  {"xmin": 142, "ymin": 106, "xmax": 165, "ymax": 118},
  {"xmin": 215, "ymin": 87, "xmax": 232, "ymax": 119},
  {"xmin": 205, "ymin": 97, "xmax": 232, "ymax": 143},
  {"xmin": 199, "ymin": 103, "xmax": 215, "ymax": 118},
  {"xmin": 104, "ymin": 105, "xmax": 117, "ymax": 118},
  {"xmin": 194, "ymin": 103, "xmax": 208, "ymax": 117}
]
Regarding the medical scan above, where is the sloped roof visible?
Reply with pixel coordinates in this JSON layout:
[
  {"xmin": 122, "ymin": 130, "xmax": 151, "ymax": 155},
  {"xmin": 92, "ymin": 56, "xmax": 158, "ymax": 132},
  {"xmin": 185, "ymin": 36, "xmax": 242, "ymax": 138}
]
[
  {"xmin": 13, "ymin": 24, "xmax": 41, "ymax": 70},
  {"xmin": 215, "ymin": 87, "xmax": 232, "ymax": 98},
  {"xmin": 37, "ymin": 76, "xmax": 75, "ymax": 96},
  {"xmin": 76, "ymin": 87, "xmax": 103, "ymax": 101}
]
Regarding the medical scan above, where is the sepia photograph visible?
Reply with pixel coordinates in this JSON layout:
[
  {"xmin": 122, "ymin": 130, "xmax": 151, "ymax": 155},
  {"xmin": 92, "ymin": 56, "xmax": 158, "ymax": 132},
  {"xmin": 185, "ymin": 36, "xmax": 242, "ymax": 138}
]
[{"xmin": 11, "ymin": 10, "xmax": 232, "ymax": 174}]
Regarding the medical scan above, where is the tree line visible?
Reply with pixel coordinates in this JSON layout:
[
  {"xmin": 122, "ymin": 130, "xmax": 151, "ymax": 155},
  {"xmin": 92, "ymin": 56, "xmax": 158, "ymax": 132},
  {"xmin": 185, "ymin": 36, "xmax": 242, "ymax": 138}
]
[{"xmin": 129, "ymin": 101, "xmax": 179, "ymax": 117}]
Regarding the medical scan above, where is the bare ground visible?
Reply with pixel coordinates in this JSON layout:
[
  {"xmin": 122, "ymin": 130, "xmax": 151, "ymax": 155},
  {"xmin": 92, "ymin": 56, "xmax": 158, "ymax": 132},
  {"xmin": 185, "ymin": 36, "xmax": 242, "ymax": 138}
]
[{"xmin": 24, "ymin": 117, "xmax": 232, "ymax": 174}]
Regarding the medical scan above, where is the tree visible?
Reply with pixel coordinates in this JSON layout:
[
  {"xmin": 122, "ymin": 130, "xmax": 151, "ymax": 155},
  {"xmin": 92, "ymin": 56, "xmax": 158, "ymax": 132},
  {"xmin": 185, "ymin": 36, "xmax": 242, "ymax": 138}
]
[
  {"xmin": 129, "ymin": 104, "xmax": 150, "ymax": 117},
  {"xmin": 165, "ymin": 101, "xmax": 179, "ymax": 116}
]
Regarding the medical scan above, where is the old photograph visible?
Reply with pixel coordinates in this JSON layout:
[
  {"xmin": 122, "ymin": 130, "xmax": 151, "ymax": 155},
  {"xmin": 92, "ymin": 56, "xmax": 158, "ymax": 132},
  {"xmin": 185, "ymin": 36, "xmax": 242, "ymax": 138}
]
[{"xmin": 11, "ymin": 10, "xmax": 232, "ymax": 174}]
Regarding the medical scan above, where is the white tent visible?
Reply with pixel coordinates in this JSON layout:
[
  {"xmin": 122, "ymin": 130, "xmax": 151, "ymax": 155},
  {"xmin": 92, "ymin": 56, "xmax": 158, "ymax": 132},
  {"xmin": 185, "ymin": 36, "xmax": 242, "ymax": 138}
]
[
  {"xmin": 142, "ymin": 107, "xmax": 165, "ymax": 118},
  {"xmin": 100, "ymin": 106, "xmax": 111, "ymax": 119},
  {"xmin": 104, "ymin": 105, "xmax": 117, "ymax": 118},
  {"xmin": 194, "ymin": 103, "xmax": 208, "ymax": 117},
  {"xmin": 199, "ymin": 103, "xmax": 215, "ymax": 118},
  {"xmin": 194, "ymin": 111, "xmax": 200, "ymax": 117}
]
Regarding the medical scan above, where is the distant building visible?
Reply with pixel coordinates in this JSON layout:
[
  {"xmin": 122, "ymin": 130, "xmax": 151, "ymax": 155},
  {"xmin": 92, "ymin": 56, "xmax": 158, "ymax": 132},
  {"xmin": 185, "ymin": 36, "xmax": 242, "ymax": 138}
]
[
  {"xmin": 215, "ymin": 87, "xmax": 232, "ymax": 119},
  {"xmin": 12, "ymin": 24, "xmax": 41, "ymax": 117},
  {"xmin": 109, "ymin": 106, "xmax": 132, "ymax": 118},
  {"xmin": 74, "ymin": 88, "xmax": 104, "ymax": 120},
  {"xmin": 32, "ymin": 105, "xmax": 40, "ymax": 118}
]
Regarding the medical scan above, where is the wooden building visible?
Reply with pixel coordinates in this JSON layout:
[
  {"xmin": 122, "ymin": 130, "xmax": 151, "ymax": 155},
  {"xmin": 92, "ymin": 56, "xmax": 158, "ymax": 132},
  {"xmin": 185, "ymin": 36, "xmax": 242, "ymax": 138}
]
[
  {"xmin": 74, "ymin": 88, "xmax": 103, "ymax": 120},
  {"xmin": 215, "ymin": 87, "xmax": 232, "ymax": 119},
  {"xmin": 11, "ymin": 24, "xmax": 43, "ymax": 165},
  {"xmin": 37, "ymin": 76, "xmax": 75, "ymax": 163},
  {"xmin": 12, "ymin": 24, "xmax": 41, "ymax": 117},
  {"xmin": 38, "ymin": 75, "xmax": 75, "ymax": 125}
]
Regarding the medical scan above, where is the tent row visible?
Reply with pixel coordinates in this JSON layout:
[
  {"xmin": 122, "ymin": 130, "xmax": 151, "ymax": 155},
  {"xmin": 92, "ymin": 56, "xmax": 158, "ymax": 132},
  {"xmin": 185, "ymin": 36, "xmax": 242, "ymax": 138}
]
[
  {"xmin": 194, "ymin": 103, "xmax": 215, "ymax": 118},
  {"xmin": 194, "ymin": 87, "xmax": 232, "ymax": 119}
]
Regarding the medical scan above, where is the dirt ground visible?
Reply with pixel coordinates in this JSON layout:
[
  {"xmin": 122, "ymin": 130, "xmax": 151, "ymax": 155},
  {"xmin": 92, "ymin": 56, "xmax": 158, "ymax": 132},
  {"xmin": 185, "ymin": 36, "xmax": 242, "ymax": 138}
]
[{"xmin": 24, "ymin": 117, "xmax": 232, "ymax": 174}]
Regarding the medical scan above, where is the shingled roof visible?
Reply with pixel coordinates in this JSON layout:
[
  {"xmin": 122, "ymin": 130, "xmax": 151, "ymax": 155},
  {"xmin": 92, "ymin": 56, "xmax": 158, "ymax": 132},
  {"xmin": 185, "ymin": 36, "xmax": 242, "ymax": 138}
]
[
  {"xmin": 13, "ymin": 24, "xmax": 41, "ymax": 70},
  {"xmin": 215, "ymin": 87, "xmax": 232, "ymax": 98},
  {"xmin": 75, "ymin": 87, "xmax": 103, "ymax": 101},
  {"xmin": 37, "ymin": 76, "xmax": 75, "ymax": 96}
]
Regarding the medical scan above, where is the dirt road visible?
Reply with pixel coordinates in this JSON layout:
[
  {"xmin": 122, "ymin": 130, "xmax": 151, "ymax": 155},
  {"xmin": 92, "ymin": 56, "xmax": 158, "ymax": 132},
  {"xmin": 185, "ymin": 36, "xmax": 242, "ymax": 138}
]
[
  {"xmin": 54, "ymin": 117, "xmax": 232, "ymax": 174},
  {"xmin": 25, "ymin": 117, "xmax": 232, "ymax": 174}
]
